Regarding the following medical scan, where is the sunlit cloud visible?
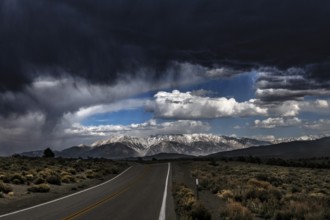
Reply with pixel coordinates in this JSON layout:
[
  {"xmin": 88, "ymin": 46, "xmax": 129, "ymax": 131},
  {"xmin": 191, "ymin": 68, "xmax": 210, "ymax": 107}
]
[
  {"xmin": 146, "ymin": 90, "xmax": 268, "ymax": 119},
  {"xmin": 254, "ymin": 117, "xmax": 302, "ymax": 128},
  {"xmin": 64, "ymin": 119, "xmax": 210, "ymax": 137}
]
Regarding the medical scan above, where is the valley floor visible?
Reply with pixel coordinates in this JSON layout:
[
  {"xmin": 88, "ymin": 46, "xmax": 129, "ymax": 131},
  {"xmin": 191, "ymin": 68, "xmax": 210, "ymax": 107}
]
[
  {"xmin": 2, "ymin": 157, "xmax": 330, "ymax": 219},
  {"xmin": 0, "ymin": 157, "xmax": 129, "ymax": 215},
  {"xmin": 171, "ymin": 160, "xmax": 330, "ymax": 219}
]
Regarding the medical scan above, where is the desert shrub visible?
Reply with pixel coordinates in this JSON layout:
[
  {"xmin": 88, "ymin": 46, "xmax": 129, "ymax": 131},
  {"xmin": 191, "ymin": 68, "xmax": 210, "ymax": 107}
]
[
  {"xmin": 20, "ymin": 165, "xmax": 29, "ymax": 171},
  {"xmin": 93, "ymin": 172, "xmax": 101, "ymax": 178},
  {"xmin": 86, "ymin": 170, "xmax": 100, "ymax": 179},
  {"xmin": 61, "ymin": 175, "xmax": 76, "ymax": 183},
  {"xmin": 11, "ymin": 173, "xmax": 26, "ymax": 184},
  {"xmin": 245, "ymin": 188, "xmax": 270, "ymax": 202},
  {"xmin": 172, "ymin": 183, "xmax": 211, "ymax": 219},
  {"xmin": 73, "ymin": 164, "xmax": 84, "ymax": 172},
  {"xmin": 67, "ymin": 168, "xmax": 76, "ymax": 175},
  {"xmin": 221, "ymin": 202, "xmax": 253, "ymax": 220},
  {"xmin": 270, "ymin": 188, "xmax": 282, "ymax": 200},
  {"xmin": 110, "ymin": 167, "xmax": 119, "ymax": 174},
  {"xmin": 208, "ymin": 159, "xmax": 218, "ymax": 166},
  {"xmin": 291, "ymin": 184, "xmax": 302, "ymax": 193},
  {"xmin": 46, "ymin": 175, "xmax": 61, "ymax": 185},
  {"xmin": 255, "ymin": 173, "xmax": 283, "ymax": 187},
  {"xmin": 28, "ymin": 184, "xmax": 50, "ymax": 193},
  {"xmin": 0, "ymin": 157, "xmax": 128, "ymax": 198},
  {"xmin": 275, "ymin": 197, "xmax": 329, "ymax": 220},
  {"xmin": 199, "ymin": 176, "xmax": 211, "ymax": 189},
  {"xmin": 244, "ymin": 186, "xmax": 282, "ymax": 218},
  {"xmin": 34, "ymin": 177, "xmax": 45, "ymax": 184},
  {"xmin": 0, "ymin": 181, "xmax": 13, "ymax": 193},
  {"xmin": 173, "ymin": 184, "xmax": 196, "ymax": 212},
  {"xmin": 61, "ymin": 175, "xmax": 70, "ymax": 183},
  {"xmin": 275, "ymin": 210, "xmax": 294, "ymax": 220},
  {"xmin": 60, "ymin": 171, "xmax": 70, "ymax": 176},
  {"xmin": 210, "ymin": 184, "xmax": 219, "ymax": 194},
  {"xmin": 25, "ymin": 174, "xmax": 34, "ymax": 181},
  {"xmin": 218, "ymin": 189, "xmax": 234, "ymax": 201},
  {"xmin": 247, "ymin": 178, "xmax": 272, "ymax": 189},
  {"xmin": 190, "ymin": 161, "xmax": 330, "ymax": 219},
  {"xmin": 1, "ymin": 174, "xmax": 11, "ymax": 183},
  {"xmin": 191, "ymin": 203, "xmax": 211, "ymax": 220},
  {"xmin": 76, "ymin": 175, "xmax": 86, "ymax": 181}
]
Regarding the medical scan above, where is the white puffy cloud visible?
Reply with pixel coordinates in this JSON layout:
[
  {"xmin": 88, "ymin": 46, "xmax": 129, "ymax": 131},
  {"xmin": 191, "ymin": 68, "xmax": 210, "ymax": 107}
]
[
  {"xmin": 63, "ymin": 99, "xmax": 147, "ymax": 124},
  {"xmin": 205, "ymin": 67, "xmax": 239, "ymax": 78},
  {"xmin": 254, "ymin": 117, "xmax": 302, "ymax": 128},
  {"xmin": 269, "ymin": 101, "xmax": 301, "ymax": 117},
  {"xmin": 64, "ymin": 119, "xmax": 210, "ymax": 137},
  {"xmin": 299, "ymin": 99, "xmax": 330, "ymax": 112},
  {"xmin": 315, "ymin": 99, "xmax": 329, "ymax": 108},
  {"xmin": 264, "ymin": 99, "xmax": 330, "ymax": 117},
  {"xmin": 303, "ymin": 119, "xmax": 330, "ymax": 131},
  {"xmin": 250, "ymin": 135, "xmax": 276, "ymax": 142},
  {"xmin": 146, "ymin": 90, "xmax": 268, "ymax": 119}
]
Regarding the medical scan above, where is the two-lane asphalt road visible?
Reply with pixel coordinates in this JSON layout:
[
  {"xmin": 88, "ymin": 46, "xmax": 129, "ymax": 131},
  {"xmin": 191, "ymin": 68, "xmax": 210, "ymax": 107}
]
[{"xmin": 0, "ymin": 163, "xmax": 175, "ymax": 220}]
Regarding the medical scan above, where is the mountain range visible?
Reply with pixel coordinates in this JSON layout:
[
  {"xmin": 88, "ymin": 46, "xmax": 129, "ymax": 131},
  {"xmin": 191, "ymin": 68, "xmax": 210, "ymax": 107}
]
[
  {"xmin": 20, "ymin": 134, "xmax": 328, "ymax": 159},
  {"xmin": 21, "ymin": 134, "xmax": 270, "ymax": 159},
  {"xmin": 209, "ymin": 137, "xmax": 330, "ymax": 159}
]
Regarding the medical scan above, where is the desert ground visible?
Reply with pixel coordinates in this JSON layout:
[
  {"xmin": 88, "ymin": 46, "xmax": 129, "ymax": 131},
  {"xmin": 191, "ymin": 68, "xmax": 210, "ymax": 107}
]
[
  {"xmin": 0, "ymin": 156, "xmax": 128, "ymax": 214},
  {"xmin": 172, "ymin": 159, "xmax": 330, "ymax": 220}
]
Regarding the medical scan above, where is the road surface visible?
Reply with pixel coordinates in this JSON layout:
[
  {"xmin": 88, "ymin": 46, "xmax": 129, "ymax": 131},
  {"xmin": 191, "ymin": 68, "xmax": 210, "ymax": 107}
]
[{"xmin": 0, "ymin": 163, "xmax": 175, "ymax": 220}]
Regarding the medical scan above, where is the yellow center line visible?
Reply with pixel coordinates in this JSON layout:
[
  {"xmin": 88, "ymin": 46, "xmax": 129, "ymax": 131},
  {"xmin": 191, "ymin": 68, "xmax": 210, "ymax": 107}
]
[{"xmin": 62, "ymin": 166, "xmax": 150, "ymax": 220}]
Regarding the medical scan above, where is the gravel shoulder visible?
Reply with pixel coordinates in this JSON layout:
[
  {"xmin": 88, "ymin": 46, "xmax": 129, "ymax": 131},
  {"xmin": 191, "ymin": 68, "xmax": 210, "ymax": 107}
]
[{"xmin": 172, "ymin": 161, "xmax": 226, "ymax": 219}]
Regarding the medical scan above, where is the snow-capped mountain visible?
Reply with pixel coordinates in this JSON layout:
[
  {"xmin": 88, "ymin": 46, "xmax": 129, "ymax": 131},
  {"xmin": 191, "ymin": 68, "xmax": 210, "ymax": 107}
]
[
  {"xmin": 20, "ymin": 134, "xmax": 329, "ymax": 159},
  {"xmin": 88, "ymin": 134, "xmax": 271, "ymax": 158},
  {"xmin": 91, "ymin": 136, "xmax": 148, "ymax": 155},
  {"xmin": 269, "ymin": 135, "xmax": 327, "ymax": 145}
]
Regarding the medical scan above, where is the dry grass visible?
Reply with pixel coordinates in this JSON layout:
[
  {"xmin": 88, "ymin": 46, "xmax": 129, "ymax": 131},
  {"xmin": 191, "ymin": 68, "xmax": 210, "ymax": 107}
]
[
  {"xmin": 27, "ymin": 184, "xmax": 50, "ymax": 193},
  {"xmin": 0, "ymin": 156, "xmax": 128, "ymax": 198},
  {"xmin": 221, "ymin": 202, "xmax": 253, "ymax": 220},
  {"xmin": 189, "ymin": 160, "xmax": 330, "ymax": 219},
  {"xmin": 0, "ymin": 181, "xmax": 13, "ymax": 193},
  {"xmin": 172, "ymin": 183, "xmax": 211, "ymax": 220}
]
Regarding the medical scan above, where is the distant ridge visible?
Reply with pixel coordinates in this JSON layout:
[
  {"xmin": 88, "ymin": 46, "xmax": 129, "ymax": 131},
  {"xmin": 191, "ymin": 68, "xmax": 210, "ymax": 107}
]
[
  {"xmin": 20, "ymin": 135, "xmax": 329, "ymax": 160},
  {"xmin": 208, "ymin": 137, "xmax": 330, "ymax": 159},
  {"xmin": 20, "ymin": 134, "xmax": 270, "ymax": 159}
]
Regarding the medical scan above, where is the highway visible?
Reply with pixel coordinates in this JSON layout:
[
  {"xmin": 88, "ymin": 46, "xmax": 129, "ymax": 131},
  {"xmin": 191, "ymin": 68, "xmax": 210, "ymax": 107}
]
[{"xmin": 0, "ymin": 163, "xmax": 175, "ymax": 220}]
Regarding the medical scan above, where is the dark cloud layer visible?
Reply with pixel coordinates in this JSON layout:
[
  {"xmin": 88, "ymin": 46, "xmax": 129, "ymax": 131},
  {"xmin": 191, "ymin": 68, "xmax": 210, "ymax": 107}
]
[
  {"xmin": 1, "ymin": 0, "xmax": 330, "ymax": 92},
  {"xmin": 1, "ymin": 0, "xmax": 330, "ymax": 154}
]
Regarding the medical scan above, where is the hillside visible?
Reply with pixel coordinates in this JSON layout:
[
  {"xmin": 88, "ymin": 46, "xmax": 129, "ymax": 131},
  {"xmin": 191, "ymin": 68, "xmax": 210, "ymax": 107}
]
[{"xmin": 208, "ymin": 137, "xmax": 330, "ymax": 159}]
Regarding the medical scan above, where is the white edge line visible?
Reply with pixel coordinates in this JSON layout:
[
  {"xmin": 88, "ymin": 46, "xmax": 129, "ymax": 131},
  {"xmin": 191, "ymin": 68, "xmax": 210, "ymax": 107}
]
[
  {"xmin": 0, "ymin": 166, "xmax": 132, "ymax": 218},
  {"xmin": 159, "ymin": 162, "xmax": 170, "ymax": 220}
]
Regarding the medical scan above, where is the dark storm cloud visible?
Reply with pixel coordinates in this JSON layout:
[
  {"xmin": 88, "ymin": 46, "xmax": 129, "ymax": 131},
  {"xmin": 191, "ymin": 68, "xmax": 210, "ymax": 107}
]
[
  {"xmin": 1, "ymin": 0, "xmax": 330, "ymax": 93},
  {"xmin": 306, "ymin": 63, "xmax": 330, "ymax": 82},
  {"xmin": 255, "ymin": 67, "xmax": 330, "ymax": 102}
]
